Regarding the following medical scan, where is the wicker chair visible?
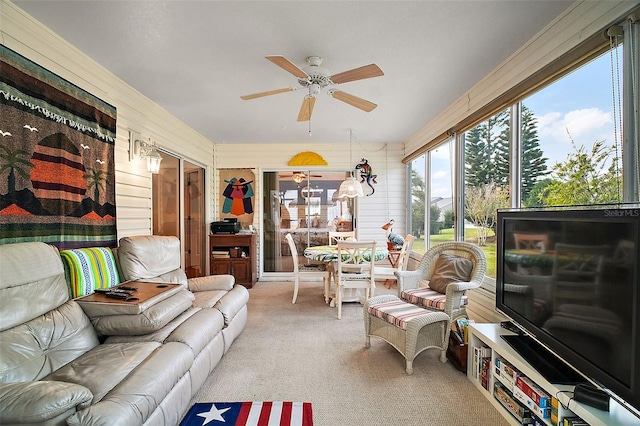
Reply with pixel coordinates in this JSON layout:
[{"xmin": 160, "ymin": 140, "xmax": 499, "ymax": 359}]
[{"xmin": 395, "ymin": 241, "xmax": 487, "ymax": 324}]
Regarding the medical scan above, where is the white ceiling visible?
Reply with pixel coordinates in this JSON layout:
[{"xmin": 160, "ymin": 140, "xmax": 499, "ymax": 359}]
[{"xmin": 13, "ymin": 1, "xmax": 574, "ymax": 145}]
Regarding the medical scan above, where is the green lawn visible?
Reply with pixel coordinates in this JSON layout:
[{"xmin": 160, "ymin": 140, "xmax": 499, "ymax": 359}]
[{"xmin": 411, "ymin": 228, "xmax": 497, "ymax": 278}]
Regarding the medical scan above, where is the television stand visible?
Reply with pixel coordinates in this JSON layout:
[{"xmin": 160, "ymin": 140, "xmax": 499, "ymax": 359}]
[
  {"xmin": 501, "ymin": 334, "xmax": 583, "ymax": 385},
  {"xmin": 467, "ymin": 323, "xmax": 639, "ymax": 426}
]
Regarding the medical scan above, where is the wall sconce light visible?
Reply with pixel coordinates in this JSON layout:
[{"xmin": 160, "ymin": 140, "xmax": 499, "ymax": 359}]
[{"xmin": 129, "ymin": 131, "xmax": 163, "ymax": 174}]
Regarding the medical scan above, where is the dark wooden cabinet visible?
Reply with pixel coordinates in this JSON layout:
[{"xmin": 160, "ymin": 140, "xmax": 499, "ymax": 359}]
[{"xmin": 209, "ymin": 234, "xmax": 256, "ymax": 288}]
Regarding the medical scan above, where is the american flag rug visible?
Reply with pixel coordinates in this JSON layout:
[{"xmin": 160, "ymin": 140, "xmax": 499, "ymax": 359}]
[{"xmin": 180, "ymin": 401, "xmax": 313, "ymax": 426}]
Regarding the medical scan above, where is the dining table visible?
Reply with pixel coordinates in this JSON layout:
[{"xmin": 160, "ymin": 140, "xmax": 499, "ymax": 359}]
[
  {"xmin": 303, "ymin": 244, "xmax": 389, "ymax": 263},
  {"xmin": 303, "ymin": 244, "xmax": 389, "ymax": 306}
]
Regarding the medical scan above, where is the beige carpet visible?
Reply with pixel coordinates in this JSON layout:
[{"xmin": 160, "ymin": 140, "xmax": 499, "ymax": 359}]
[{"xmin": 192, "ymin": 280, "xmax": 509, "ymax": 426}]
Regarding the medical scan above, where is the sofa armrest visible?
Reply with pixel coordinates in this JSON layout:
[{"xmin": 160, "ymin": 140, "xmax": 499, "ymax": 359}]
[
  {"xmin": 215, "ymin": 285, "xmax": 249, "ymax": 325},
  {"xmin": 188, "ymin": 275, "xmax": 235, "ymax": 292},
  {"xmin": 0, "ymin": 381, "xmax": 93, "ymax": 424}
]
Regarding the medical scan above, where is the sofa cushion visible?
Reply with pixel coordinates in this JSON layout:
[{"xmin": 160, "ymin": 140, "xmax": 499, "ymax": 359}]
[
  {"xmin": 117, "ymin": 235, "xmax": 187, "ymax": 284},
  {"xmin": 45, "ymin": 341, "xmax": 162, "ymax": 403},
  {"xmin": 60, "ymin": 247, "xmax": 121, "ymax": 298},
  {"xmin": 0, "ymin": 381, "xmax": 92, "ymax": 424},
  {"xmin": 104, "ymin": 307, "xmax": 202, "ymax": 344},
  {"xmin": 192, "ymin": 289, "xmax": 229, "ymax": 309},
  {"xmin": 401, "ymin": 287, "xmax": 469, "ymax": 311},
  {"xmin": 428, "ymin": 253, "xmax": 473, "ymax": 294},
  {"xmin": 367, "ymin": 299, "xmax": 434, "ymax": 330},
  {"xmin": 0, "ymin": 301, "xmax": 99, "ymax": 383},
  {"xmin": 66, "ymin": 341, "xmax": 193, "ymax": 426},
  {"xmin": 0, "ymin": 242, "xmax": 70, "ymax": 331}
]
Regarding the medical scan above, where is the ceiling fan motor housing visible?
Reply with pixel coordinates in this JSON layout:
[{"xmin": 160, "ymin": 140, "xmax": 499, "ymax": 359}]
[{"xmin": 298, "ymin": 56, "xmax": 333, "ymax": 92}]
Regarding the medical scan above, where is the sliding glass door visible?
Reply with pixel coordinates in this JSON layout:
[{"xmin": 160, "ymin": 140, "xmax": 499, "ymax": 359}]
[
  {"xmin": 262, "ymin": 171, "xmax": 355, "ymax": 274},
  {"xmin": 152, "ymin": 152, "xmax": 206, "ymax": 278}
]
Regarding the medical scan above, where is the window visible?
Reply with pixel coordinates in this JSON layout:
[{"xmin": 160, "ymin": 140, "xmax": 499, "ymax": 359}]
[
  {"xmin": 406, "ymin": 45, "xmax": 633, "ymax": 282},
  {"xmin": 520, "ymin": 49, "xmax": 623, "ymax": 207},
  {"xmin": 463, "ymin": 109, "xmax": 510, "ymax": 279},
  {"xmin": 408, "ymin": 156, "xmax": 425, "ymax": 253}
]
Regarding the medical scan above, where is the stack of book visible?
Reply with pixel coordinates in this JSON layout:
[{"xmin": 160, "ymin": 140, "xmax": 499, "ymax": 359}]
[
  {"xmin": 212, "ymin": 250, "xmax": 230, "ymax": 259},
  {"xmin": 492, "ymin": 356, "xmax": 582, "ymax": 426},
  {"xmin": 561, "ymin": 416, "xmax": 589, "ymax": 425},
  {"xmin": 455, "ymin": 318, "xmax": 474, "ymax": 343},
  {"xmin": 494, "ymin": 356, "xmax": 521, "ymax": 391},
  {"xmin": 494, "ymin": 381, "xmax": 532, "ymax": 425},
  {"xmin": 550, "ymin": 396, "xmax": 578, "ymax": 426},
  {"xmin": 473, "ymin": 346, "xmax": 492, "ymax": 390},
  {"xmin": 512, "ymin": 376, "xmax": 551, "ymax": 422}
]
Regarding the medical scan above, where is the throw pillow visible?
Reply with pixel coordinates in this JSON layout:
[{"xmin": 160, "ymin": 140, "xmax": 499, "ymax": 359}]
[
  {"xmin": 60, "ymin": 247, "xmax": 120, "ymax": 298},
  {"xmin": 428, "ymin": 253, "xmax": 473, "ymax": 294}
]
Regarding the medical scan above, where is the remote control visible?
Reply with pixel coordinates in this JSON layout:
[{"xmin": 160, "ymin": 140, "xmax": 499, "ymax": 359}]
[
  {"xmin": 94, "ymin": 288, "xmax": 135, "ymax": 295},
  {"xmin": 118, "ymin": 286, "xmax": 137, "ymax": 291},
  {"xmin": 105, "ymin": 292, "xmax": 129, "ymax": 299}
]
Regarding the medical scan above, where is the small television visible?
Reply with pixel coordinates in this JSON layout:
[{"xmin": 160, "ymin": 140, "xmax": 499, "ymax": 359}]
[{"xmin": 495, "ymin": 205, "xmax": 640, "ymax": 415}]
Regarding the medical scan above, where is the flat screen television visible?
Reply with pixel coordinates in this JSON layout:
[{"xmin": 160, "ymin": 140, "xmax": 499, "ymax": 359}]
[{"xmin": 495, "ymin": 205, "xmax": 640, "ymax": 415}]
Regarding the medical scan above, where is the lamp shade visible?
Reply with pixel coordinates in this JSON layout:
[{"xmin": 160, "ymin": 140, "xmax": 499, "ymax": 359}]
[
  {"xmin": 146, "ymin": 148, "xmax": 163, "ymax": 174},
  {"xmin": 337, "ymin": 175, "xmax": 364, "ymax": 198}
]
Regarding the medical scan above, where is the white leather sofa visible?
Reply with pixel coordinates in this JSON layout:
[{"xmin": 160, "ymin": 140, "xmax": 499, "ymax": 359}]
[
  {"xmin": 113, "ymin": 235, "xmax": 249, "ymax": 353},
  {"xmin": 0, "ymin": 237, "xmax": 249, "ymax": 426}
]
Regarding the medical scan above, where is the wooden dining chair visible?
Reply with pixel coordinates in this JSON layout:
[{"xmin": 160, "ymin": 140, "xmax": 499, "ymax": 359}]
[
  {"xmin": 327, "ymin": 230, "xmax": 356, "ymax": 287},
  {"xmin": 328, "ymin": 231, "xmax": 356, "ymax": 246},
  {"xmin": 335, "ymin": 240, "xmax": 377, "ymax": 319},
  {"xmin": 514, "ymin": 233, "xmax": 549, "ymax": 252},
  {"xmin": 285, "ymin": 233, "xmax": 330, "ymax": 304}
]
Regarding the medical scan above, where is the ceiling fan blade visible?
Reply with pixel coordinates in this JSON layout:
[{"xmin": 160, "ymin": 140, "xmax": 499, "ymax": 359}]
[
  {"xmin": 240, "ymin": 88, "xmax": 293, "ymax": 100},
  {"xmin": 297, "ymin": 96, "xmax": 316, "ymax": 122},
  {"xmin": 266, "ymin": 55, "xmax": 309, "ymax": 79},
  {"xmin": 330, "ymin": 64, "xmax": 384, "ymax": 85},
  {"xmin": 330, "ymin": 91, "xmax": 377, "ymax": 112}
]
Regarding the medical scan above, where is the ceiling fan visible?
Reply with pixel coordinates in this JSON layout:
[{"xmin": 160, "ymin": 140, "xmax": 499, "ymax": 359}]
[
  {"xmin": 279, "ymin": 171, "xmax": 323, "ymax": 184},
  {"xmin": 240, "ymin": 56, "xmax": 384, "ymax": 122}
]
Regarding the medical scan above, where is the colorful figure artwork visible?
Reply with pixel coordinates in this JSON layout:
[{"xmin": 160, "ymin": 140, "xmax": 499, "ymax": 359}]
[
  {"xmin": 222, "ymin": 177, "xmax": 254, "ymax": 215},
  {"xmin": 355, "ymin": 158, "xmax": 377, "ymax": 196}
]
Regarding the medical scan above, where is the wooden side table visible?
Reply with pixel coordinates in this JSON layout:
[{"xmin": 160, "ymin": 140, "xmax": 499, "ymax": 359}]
[
  {"xmin": 209, "ymin": 234, "xmax": 256, "ymax": 288},
  {"xmin": 384, "ymin": 249, "xmax": 402, "ymax": 288},
  {"xmin": 387, "ymin": 249, "xmax": 402, "ymax": 268}
]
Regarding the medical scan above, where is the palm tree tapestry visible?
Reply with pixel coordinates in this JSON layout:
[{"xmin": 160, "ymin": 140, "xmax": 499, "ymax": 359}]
[{"xmin": 0, "ymin": 46, "xmax": 117, "ymax": 249}]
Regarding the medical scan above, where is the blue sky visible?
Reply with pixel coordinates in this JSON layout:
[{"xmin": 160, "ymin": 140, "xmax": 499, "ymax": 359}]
[
  {"xmin": 420, "ymin": 48, "xmax": 621, "ymax": 200},
  {"xmin": 525, "ymin": 48, "xmax": 621, "ymax": 168}
]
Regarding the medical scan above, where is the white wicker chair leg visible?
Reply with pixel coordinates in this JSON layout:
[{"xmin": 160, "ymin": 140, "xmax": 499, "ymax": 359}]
[{"xmin": 406, "ymin": 360, "xmax": 414, "ymax": 375}]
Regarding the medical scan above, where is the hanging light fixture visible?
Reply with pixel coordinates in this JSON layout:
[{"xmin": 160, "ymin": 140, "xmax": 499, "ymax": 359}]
[
  {"xmin": 337, "ymin": 129, "xmax": 364, "ymax": 198},
  {"xmin": 292, "ymin": 171, "xmax": 307, "ymax": 184}
]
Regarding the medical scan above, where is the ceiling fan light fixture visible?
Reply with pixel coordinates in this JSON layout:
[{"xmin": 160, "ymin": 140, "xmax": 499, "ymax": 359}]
[{"xmin": 292, "ymin": 171, "xmax": 307, "ymax": 184}]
